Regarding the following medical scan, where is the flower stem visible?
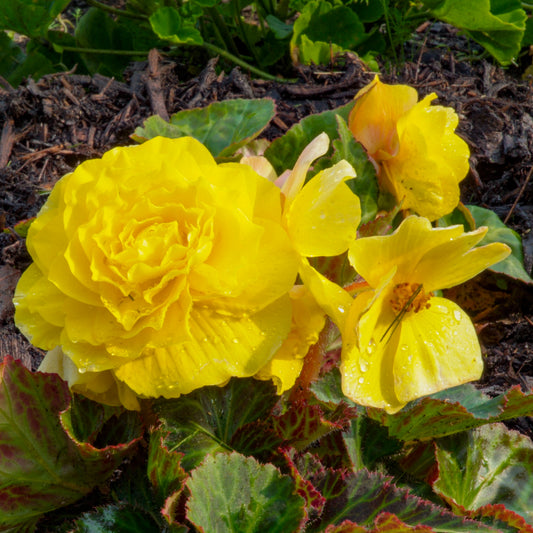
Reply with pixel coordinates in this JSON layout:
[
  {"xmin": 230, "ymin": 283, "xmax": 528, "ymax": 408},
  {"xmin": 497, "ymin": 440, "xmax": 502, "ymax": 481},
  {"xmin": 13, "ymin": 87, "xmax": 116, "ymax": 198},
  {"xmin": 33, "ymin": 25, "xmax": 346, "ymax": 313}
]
[{"xmin": 85, "ymin": 0, "xmax": 148, "ymax": 20}]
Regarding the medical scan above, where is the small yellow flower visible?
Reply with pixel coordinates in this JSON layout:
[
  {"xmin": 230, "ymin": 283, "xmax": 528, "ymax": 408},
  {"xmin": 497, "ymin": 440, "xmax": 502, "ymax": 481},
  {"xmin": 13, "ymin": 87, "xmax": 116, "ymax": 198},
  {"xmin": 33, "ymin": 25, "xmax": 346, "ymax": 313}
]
[
  {"xmin": 14, "ymin": 136, "xmax": 300, "ymax": 407},
  {"xmin": 349, "ymin": 76, "xmax": 470, "ymax": 221},
  {"xmin": 342, "ymin": 216, "xmax": 511, "ymax": 413}
]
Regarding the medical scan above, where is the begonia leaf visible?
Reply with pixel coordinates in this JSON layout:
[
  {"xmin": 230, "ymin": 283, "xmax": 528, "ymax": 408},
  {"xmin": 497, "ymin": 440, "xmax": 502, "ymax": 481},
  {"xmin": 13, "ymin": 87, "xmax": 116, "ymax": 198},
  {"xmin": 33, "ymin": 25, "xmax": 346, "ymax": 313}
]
[
  {"xmin": 316, "ymin": 468, "xmax": 497, "ymax": 531},
  {"xmin": 0, "ymin": 357, "xmax": 141, "ymax": 530},
  {"xmin": 367, "ymin": 384, "xmax": 533, "ymax": 442},
  {"xmin": 132, "ymin": 98, "xmax": 276, "ymax": 157},
  {"xmin": 147, "ymin": 427, "xmax": 187, "ymax": 506},
  {"xmin": 73, "ymin": 504, "xmax": 161, "ymax": 532},
  {"xmin": 467, "ymin": 503, "xmax": 533, "ymax": 532},
  {"xmin": 467, "ymin": 205, "xmax": 533, "ymax": 283},
  {"xmin": 153, "ymin": 377, "xmax": 278, "ymax": 471},
  {"xmin": 272, "ymin": 399, "xmax": 355, "ymax": 451},
  {"xmin": 149, "ymin": 6, "xmax": 203, "ymax": 45},
  {"xmin": 265, "ymin": 101, "xmax": 354, "ymax": 175},
  {"xmin": 434, "ymin": 423, "xmax": 533, "ymax": 527},
  {"xmin": 421, "ymin": 0, "xmax": 526, "ymax": 66},
  {"xmin": 186, "ymin": 452, "xmax": 305, "ymax": 533}
]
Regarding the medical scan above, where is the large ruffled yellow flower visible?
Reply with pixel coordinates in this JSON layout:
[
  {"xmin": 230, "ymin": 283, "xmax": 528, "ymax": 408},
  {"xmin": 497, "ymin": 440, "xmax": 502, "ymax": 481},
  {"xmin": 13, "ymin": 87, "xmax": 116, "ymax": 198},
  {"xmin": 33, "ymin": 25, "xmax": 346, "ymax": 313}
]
[
  {"xmin": 348, "ymin": 76, "xmax": 470, "ymax": 221},
  {"xmin": 342, "ymin": 216, "xmax": 510, "ymax": 413},
  {"xmin": 14, "ymin": 136, "xmax": 300, "ymax": 408}
]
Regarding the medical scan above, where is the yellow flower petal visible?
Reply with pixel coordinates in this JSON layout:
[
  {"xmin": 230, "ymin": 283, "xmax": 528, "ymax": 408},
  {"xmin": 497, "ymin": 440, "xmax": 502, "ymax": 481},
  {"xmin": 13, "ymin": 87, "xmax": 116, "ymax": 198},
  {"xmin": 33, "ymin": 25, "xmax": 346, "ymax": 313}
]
[
  {"xmin": 286, "ymin": 160, "xmax": 360, "ymax": 257},
  {"xmin": 298, "ymin": 258, "xmax": 353, "ymax": 331},
  {"xmin": 348, "ymin": 76, "xmax": 419, "ymax": 160},
  {"xmin": 392, "ymin": 297, "xmax": 483, "ymax": 407},
  {"xmin": 348, "ymin": 216, "xmax": 464, "ymax": 288},
  {"xmin": 282, "ymin": 132, "xmax": 330, "ymax": 205},
  {"xmin": 382, "ymin": 101, "xmax": 470, "ymax": 220},
  {"xmin": 240, "ymin": 155, "xmax": 278, "ymax": 182},
  {"xmin": 114, "ymin": 295, "xmax": 292, "ymax": 397},
  {"xmin": 255, "ymin": 285, "xmax": 326, "ymax": 393},
  {"xmin": 39, "ymin": 347, "xmax": 140, "ymax": 410}
]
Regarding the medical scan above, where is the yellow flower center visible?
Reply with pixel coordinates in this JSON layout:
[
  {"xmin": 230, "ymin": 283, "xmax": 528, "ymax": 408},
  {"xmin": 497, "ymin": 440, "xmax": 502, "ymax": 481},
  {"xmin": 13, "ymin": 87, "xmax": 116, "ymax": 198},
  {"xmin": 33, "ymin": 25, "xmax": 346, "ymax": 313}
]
[{"xmin": 390, "ymin": 282, "xmax": 432, "ymax": 314}]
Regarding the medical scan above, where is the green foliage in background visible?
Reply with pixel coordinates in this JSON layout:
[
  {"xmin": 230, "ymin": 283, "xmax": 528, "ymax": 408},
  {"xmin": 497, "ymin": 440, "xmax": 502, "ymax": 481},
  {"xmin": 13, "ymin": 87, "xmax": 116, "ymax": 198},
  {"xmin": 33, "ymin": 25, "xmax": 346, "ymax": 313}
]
[{"xmin": 0, "ymin": 0, "xmax": 531, "ymax": 87}]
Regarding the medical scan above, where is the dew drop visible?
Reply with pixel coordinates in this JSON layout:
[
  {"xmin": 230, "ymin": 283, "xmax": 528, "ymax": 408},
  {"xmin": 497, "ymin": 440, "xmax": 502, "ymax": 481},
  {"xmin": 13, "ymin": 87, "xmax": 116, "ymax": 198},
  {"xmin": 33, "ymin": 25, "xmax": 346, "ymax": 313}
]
[
  {"xmin": 319, "ymin": 211, "xmax": 326, "ymax": 220},
  {"xmin": 359, "ymin": 359, "xmax": 369, "ymax": 373},
  {"xmin": 358, "ymin": 377, "xmax": 364, "ymax": 384},
  {"xmin": 338, "ymin": 306, "xmax": 346, "ymax": 314},
  {"xmin": 232, "ymin": 338, "xmax": 239, "ymax": 344},
  {"xmin": 453, "ymin": 309, "xmax": 462, "ymax": 322}
]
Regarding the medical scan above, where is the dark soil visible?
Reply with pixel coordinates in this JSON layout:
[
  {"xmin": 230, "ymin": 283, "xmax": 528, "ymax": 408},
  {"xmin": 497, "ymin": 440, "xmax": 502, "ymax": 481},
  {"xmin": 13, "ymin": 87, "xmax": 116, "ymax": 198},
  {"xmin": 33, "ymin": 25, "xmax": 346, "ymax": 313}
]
[{"xmin": 1, "ymin": 24, "xmax": 532, "ymax": 429}]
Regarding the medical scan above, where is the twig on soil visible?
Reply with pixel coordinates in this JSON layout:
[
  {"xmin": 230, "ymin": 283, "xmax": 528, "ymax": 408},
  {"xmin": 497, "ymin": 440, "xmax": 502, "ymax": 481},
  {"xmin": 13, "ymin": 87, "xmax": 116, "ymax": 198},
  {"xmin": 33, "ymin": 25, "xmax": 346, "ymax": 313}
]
[
  {"xmin": 504, "ymin": 164, "xmax": 533, "ymax": 224},
  {"xmin": 0, "ymin": 118, "xmax": 15, "ymax": 169},
  {"xmin": 145, "ymin": 49, "xmax": 169, "ymax": 122}
]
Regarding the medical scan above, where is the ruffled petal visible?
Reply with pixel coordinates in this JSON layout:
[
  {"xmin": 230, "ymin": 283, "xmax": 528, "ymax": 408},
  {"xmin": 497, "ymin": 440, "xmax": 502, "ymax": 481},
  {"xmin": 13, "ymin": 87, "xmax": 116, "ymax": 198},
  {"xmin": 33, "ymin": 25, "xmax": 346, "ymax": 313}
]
[
  {"xmin": 114, "ymin": 295, "xmax": 292, "ymax": 397},
  {"xmin": 382, "ymin": 101, "xmax": 470, "ymax": 220},
  {"xmin": 286, "ymin": 160, "xmax": 360, "ymax": 257},
  {"xmin": 392, "ymin": 297, "xmax": 483, "ymax": 407}
]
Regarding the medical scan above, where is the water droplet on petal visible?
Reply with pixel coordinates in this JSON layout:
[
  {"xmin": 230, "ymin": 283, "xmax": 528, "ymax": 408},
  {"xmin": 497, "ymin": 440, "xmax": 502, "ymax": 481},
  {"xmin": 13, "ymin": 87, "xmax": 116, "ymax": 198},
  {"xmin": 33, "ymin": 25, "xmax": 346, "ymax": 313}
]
[
  {"xmin": 453, "ymin": 310, "xmax": 462, "ymax": 321},
  {"xmin": 359, "ymin": 358, "xmax": 369, "ymax": 373},
  {"xmin": 319, "ymin": 211, "xmax": 326, "ymax": 220},
  {"xmin": 358, "ymin": 377, "xmax": 364, "ymax": 384}
]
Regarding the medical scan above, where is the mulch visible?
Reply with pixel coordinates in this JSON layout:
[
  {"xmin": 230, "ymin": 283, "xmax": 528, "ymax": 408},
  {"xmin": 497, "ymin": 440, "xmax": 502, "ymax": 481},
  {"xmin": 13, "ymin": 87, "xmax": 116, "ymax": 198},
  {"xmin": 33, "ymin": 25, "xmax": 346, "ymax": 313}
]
[{"xmin": 1, "ymin": 24, "xmax": 532, "ymax": 429}]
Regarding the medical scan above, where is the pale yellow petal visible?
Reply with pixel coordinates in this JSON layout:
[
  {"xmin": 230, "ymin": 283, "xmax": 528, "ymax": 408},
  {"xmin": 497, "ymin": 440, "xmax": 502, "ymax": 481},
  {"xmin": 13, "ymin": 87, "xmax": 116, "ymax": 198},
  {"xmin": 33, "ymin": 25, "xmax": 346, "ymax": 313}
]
[
  {"xmin": 240, "ymin": 155, "xmax": 278, "ymax": 182},
  {"xmin": 286, "ymin": 160, "xmax": 360, "ymax": 257},
  {"xmin": 392, "ymin": 297, "xmax": 483, "ymax": 407},
  {"xmin": 298, "ymin": 259, "xmax": 352, "ymax": 330},
  {"xmin": 114, "ymin": 295, "xmax": 292, "ymax": 397},
  {"xmin": 348, "ymin": 216, "xmax": 463, "ymax": 287},
  {"xmin": 282, "ymin": 132, "xmax": 330, "ymax": 205},
  {"xmin": 39, "ymin": 347, "xmax": 140, "ymax": 410}
]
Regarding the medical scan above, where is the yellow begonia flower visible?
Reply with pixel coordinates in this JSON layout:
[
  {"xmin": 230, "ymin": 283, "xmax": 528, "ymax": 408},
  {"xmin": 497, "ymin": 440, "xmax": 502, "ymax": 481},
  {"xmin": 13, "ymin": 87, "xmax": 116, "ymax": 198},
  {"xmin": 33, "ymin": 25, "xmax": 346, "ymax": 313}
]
[
  {"xmin": 246, "ymin": 134, "xmax": 361, "ymax": 390},
  {"xmin": 14, "ymin": 136, "xmax": 300, "ymax": 408},
  {"xmin": 348, "ymin": 76, "xmax": 470, "ymax": 221},
  {"xmin": 342, "ymin": 216, "xmax": 511, "ymax": 413},
  {"xmin": 255, "ymin": 285, "xmax": 326, "ymax": 394}
]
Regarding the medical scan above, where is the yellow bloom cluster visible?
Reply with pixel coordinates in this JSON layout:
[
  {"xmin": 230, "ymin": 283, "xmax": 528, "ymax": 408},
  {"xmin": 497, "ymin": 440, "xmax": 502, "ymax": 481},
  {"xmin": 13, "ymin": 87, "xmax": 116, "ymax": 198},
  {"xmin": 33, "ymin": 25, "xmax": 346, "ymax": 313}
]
[{"xmin": 14, "ymin": 77, "xmax": 512, "ymax": 414}]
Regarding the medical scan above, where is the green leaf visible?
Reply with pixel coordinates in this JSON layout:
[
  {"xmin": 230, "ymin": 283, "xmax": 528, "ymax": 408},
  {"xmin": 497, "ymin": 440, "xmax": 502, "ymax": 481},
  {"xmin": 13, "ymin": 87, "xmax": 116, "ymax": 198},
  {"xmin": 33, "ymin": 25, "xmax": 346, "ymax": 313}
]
[
  {"xmin": 73, "ymin": 504, "xmax": 161, "ymax": 532},
  {"xmin": 147, "ymin": 427, "xmax": 187, "ymax": 505},
  {"xmin": 422, "ymin": 0, "xmax": 527, "ymax": 66},
  {"xmin": 434, "ymin": 423, "xmax": 533, "ymax": 525},
  {"xmin": 186, "ymin": 452, "xmax": 305, "ymax": 533},
  {"xmin": 367, "ymin": 384, "xmax": 533, "ymax": 442},
  {"xmin": 266, "ymin": 14, "xmax": 293, "ymax": 39},
  {"xmin": 467, "ymin": 204, "xmax": 532, "ymax": 283},
  {"xmin": 149, "ymin": 6, "xmax": 203, "ymax": 45},
  {"xmin": 291, "ymin": 0, "xmax": 366, "ymax": 64},
  {"xmin": 331, "ymin": 115, "xmax": 378, "ymax": 225},
  {"xmin": 0, "ymin": 357, "xmax": 141, "ymax": 529},
  {"xmin": 0, "ymin": 35, "xmax": 56, "ymax": 87},
  {"xmin": 153, "ymin": 378, "xmax": 278, "ymax": 471},
  {"xmin": 317, "ymin": 468, "xmax": 498, "ymax": 530},
  {"xmin": 0, "ymin": 0, "xmax": 70, "ymax": 38},
  {"xmin": 133, "ymin": 98, "xmax": 276, "ymax": 158},
  {"xmin": 265, "ymin": 101, "xmax": 355, "ymax": 175}
]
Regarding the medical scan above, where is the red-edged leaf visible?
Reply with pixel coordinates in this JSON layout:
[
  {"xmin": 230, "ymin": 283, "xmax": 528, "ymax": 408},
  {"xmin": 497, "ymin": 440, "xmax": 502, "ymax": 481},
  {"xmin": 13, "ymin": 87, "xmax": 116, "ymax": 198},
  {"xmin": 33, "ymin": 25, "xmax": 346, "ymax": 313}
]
[
  {"xmin": 273, "ymin": 399, "xmax": 355, "ymax": 450},
  {"xmin": 0, "ymin": 357, "xmax": 141, "ymax": 529},
  {"xmin": 316, "ymin": 468, "xmax": 499, "ymax": 531},
  {"xmin": 368, "ymin": 384, "xmax": 533, "ymax": 442},
  {"xmin": 281, "ymin": 448, "xmax": 326, "ymax": 521},
  {"xmin": 433, "ymin": 423, "xmax": 533, "ymax": 527},
  {"xmin": 325, "ymin": 512, "xmax": 435, "ymax": 531},
  {"xmin": 468, "ymin": 504, "xmax": 533, "ymax": 532}
]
